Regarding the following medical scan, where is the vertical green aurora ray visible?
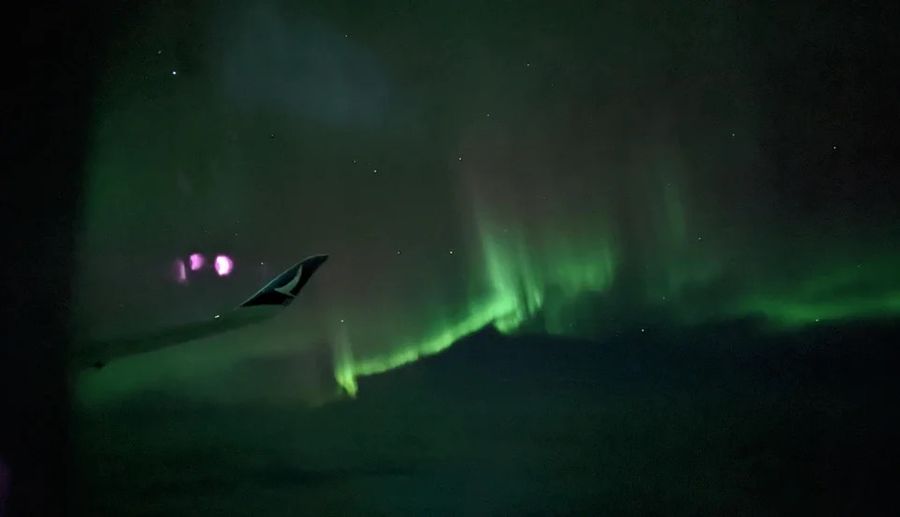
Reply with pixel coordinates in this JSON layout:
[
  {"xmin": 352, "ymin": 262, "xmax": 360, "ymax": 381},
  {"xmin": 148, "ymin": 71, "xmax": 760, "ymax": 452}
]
[
  {"xmin": 331, "ymin": 213, "xmax": 619, "ymax": 396},
  {"xmin": 331, "ymin": 136, "xmax": 621, "ymax": 393}
]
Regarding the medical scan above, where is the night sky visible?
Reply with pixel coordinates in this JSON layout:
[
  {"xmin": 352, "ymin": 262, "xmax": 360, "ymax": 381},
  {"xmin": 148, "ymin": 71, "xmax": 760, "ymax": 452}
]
[
  {"xmin": 74, "ymin": 1, "xmax": 900, "ymax": 402},
  {"xmin": 5, "ymin": 1, "xmax": 900, "ymax": 515}
]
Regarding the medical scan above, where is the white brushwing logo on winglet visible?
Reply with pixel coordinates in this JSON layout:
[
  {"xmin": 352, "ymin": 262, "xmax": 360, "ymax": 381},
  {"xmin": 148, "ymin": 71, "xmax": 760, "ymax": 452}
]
[
  {"xmin": 237, "ymin": 255, "xmax": 326, "ymax": 308},
  {"xmin": 274, "ymin": 265, "xmax": 303, "ymax": 298}
]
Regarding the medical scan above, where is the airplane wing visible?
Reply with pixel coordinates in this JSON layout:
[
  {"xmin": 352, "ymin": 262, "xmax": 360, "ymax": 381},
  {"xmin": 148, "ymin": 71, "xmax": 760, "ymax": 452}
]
[{"xmin": 75, "ymin": 254, "xmax": 328, "ymax": 370}]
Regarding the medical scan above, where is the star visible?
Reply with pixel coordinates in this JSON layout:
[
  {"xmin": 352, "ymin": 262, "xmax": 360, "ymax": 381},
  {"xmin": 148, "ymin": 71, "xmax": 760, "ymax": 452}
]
[
  {"xmin": 832, "ymin": 145, "xmax": 838, "ymax": 150},
  {"xmin": 449, "ymin": 249, "xmax": 455, "ymax": 255},
  {"xmin": 730, "ymin": 132, "xmax": 735, "ymax": 137},
  {"xmin": 373, "ymin": 168, "xmax": 378, "ymax": 173},
  {"xmin": 171, "ymin": 70, "xmax": 177, "ymax": 76},
  {"xmin": 396, "ymin": 250, "xmax": 402, "ymax": 255},
  {"xmin": 640, "ymin": 328, "xmax": 646, "ymax": 333},
  {"xmin": 157, "ymin": 50, "xmax": 163, "ymax": 55},
  {"xmin": 340, "ymin": 319, "xmax": 345, "ymax": 323},
  {"xmin": 457, "ymin": 156, "xmax": 463, "ymax": 161},
  {"xmin": 486, "ymin": 113, "xmax": 491, "ymax": 118}
]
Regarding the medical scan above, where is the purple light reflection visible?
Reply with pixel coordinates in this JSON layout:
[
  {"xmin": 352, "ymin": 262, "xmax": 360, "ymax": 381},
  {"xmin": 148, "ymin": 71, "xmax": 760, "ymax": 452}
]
[
  {"xmin": 175, "ymin": 259, "xmax": 188, "ymax": 283},
  {"xmin": 189, "ymin": 253, "xmax": 205, "ymax": 271}
]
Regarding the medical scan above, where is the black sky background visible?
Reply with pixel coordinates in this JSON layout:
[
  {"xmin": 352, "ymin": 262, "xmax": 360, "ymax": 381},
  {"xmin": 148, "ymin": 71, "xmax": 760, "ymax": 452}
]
[{"xmin": 3, "ymin": 2, "xmax": 900, "ymax": 515}]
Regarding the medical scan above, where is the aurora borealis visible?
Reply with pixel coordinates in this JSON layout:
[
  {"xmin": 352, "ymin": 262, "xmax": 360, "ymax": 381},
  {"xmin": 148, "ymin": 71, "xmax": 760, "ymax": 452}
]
[
  {"xmin": 73, "ymin": 1, "xmax": 900, "ymax": 402},
  {"xmin": 5, "ymin": 1, "xmax": 889, "ymax": 514}
]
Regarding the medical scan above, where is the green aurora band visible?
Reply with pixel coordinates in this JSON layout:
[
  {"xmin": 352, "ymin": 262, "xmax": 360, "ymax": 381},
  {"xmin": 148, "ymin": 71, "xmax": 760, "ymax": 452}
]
[
  {"xmin": 329, "ymin": 177, "xmax": 900, "ymax": 395},
  {"xmin": 73, "ymin": 2, "xmax": 900, "ymax": 403},
  {"xmin": 334, "ymin": 217, "xmax": 618, "ymax": 395}
]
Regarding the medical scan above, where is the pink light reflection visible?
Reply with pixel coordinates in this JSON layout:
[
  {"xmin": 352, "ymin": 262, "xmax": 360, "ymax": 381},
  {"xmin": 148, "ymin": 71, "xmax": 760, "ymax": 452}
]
[
  {"xmin": 189, "ymin": 253, "xmax": 205, "ymax": 271},
  {"xmin": 175, "ymin": 259, "xmax": 187, "ymax": 283},
  {"xmin": 214, "ymin": 255, "xmax": 234, "ymax": 276}
]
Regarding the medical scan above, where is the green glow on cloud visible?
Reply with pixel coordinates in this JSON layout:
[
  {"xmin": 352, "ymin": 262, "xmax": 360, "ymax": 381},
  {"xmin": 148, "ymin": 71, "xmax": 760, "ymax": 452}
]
[{"xmin": 733, "ymin": 255, "xmax": 900, "ymax": 328}]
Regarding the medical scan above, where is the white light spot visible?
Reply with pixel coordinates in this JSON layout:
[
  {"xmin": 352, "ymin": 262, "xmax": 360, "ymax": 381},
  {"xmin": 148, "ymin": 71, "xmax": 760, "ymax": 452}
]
[
  {"xmin": 171, "ymin": 70, "xmax": 177, "ymax": 76},
  {"xmin": 214, "ymin": 255, "xmax": 234, "ymax": 276},
  {"xmin": 457, "ymin": 156, "xmax": 462, "ymax": 161},
  {"xmin": 214, "ymin": 314, "xmax": 221, "ymax": 319},
  {"xmin": 641, "ymin": 328, "xmax": 646, "ymax": 333},
  {"xmin": 449, "ymin": 249, "xmax": 455, "ymax": 255},
  {"xmin": 373, "ymin": 168, "xmax": 378, "ymax": 173}
]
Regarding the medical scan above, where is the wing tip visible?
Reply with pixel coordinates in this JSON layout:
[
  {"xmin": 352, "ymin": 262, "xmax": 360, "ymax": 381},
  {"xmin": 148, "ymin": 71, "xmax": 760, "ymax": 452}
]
[{"xmin": 238, "ymin": 253, "xmax": 329, "ymax": 308}]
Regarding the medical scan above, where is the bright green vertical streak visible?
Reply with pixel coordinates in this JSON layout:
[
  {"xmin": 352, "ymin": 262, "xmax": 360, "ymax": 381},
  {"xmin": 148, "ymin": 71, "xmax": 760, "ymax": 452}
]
[{"xmin": 334, "ymin": 214, "xmax": 618, "ymax": 395}]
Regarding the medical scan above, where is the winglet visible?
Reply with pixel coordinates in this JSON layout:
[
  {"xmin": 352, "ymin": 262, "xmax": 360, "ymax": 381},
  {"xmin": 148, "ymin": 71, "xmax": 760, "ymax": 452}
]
[{"xmin": 239, "ymin": 254, "xmax": 328, "ymax": 308}]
